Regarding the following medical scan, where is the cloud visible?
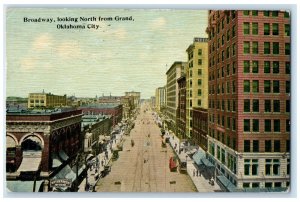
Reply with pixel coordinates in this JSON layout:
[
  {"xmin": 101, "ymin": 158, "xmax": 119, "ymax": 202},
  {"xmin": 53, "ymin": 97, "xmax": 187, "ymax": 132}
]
[
  {"xmin": 20, "ymin": 57, "xmax": 36, "ymax": 70},
  {"xmin": 112, "ymin": 27, "xmax": 127, "ymax": 39},
  {"xmin": 32, "ymin": 33, "xmax": 53, "ymax": 52},
  {"xmin": 56, "ymin": 40, "xmax": 82, "ymax": 59},
  {"xmin": 150, "ymin": 17, "xmax": 167, "ymax": 30}
]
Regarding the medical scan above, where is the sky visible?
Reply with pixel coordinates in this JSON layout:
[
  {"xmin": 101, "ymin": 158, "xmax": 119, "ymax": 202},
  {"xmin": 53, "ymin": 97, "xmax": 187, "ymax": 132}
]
[{"xmin": 6, "ymin": 8, "xmax": 208, "ymax": 99}]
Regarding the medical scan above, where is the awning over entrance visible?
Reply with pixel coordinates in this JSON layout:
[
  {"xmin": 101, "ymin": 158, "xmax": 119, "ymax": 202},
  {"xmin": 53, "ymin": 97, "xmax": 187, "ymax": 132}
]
[
  {"xmin": 201, "ymin": 158, "xmax": 214, "ymax": 167},
  {"xmin": 17, "ymin": 151, "xmax": 42, "ymax": 172},
  {"xmin": 192, "ymin": 150, "xmax": 206, "ymax": 166},
  {"xmin": 217, "ymin": 175, "xmax": 236, "ymax": 192},
  {"xmin": 53, "ymin": 165, "xmax": 76, "ymax": 182},
  {"xmin": 7, "ymin": 180, "xmax": 43, "ymax": 192},
  {"xmin": 58, "ymin": 150, "xmax": 69, "ymax": 161},
  {"xmin": 52, "ymin": 153, "xmax": 62, "ymax": 168}
]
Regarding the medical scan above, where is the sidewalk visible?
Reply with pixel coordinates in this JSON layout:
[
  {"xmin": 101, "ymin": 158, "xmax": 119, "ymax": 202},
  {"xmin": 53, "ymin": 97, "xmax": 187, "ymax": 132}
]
[
  {"xmin": 166, "ymin": 130, "xmax": 221, "ymax": 192},
  {"xmin": 78, "ymin": 131, "xmax": 124, "ymax": 192}
]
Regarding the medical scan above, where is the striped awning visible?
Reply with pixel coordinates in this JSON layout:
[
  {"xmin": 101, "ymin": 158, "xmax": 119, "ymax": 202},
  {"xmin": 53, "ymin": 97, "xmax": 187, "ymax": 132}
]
[
  {"xmin": 7, "ymin": 180, "xmax": 43, "ymax": 192},
  {"xmin": 17, "ymin": 151, "xmax": 41, "ymax": 172}
]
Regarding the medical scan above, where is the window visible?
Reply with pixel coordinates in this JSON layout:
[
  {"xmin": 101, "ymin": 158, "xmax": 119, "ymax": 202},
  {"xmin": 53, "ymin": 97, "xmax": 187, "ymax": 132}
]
[
  {"xmin": 198, "ymin": 99, "xmax": 201, "ymax": 106},
  {"xmin": 252, "ymin": 22, "xmax": 258, "ymax": 35},
  {"xmin": 198, "ymin": 49, "xmax": 202, "ymax": 55},
  {"xmin": 285, "ymin": 43, "xmax": 290, "ymax": 55},
  {"xmin": 232, "ymin": 43, "xmax": 236, "ymax": 56},
  {"xmin": 198, "ymin": 69, "xmax": 202, "ymax": 75},
  {"xmin": 272, "ymin": 23, "xmax": 279, "ymax": 35},
  {"xmin": 252, "ymin": 61, "xmax": 259, "ymax": 73},
  {"xmin": 243, "ymin": 183, "xmax": 250, "ymax": 188},
  {"xmin": 264, "ymin": 42, "xmax": 270, "ymax": 54},
  {"xmin": 264, "ymin": 61, "xmax": 270, "ymax": 73},
  {"xmin": 232, "ymin": 25, "xmax": 236, "ymax": 37},
  {"xmin": 273, "ymin": 42, "xmax": 279, "ymax": 54},
  {"xmin": 264, "ymin": 80, "xmax": 271, "ymax": 93},
  {"xmin": 243, "ymin": 22, "xmax": 250, "ymax": 34},
  {"xmin": 265, "ymin": 119, "xmax": 271, "ymax": 132},
  {"xmin": 264, "ymin": 11, "xmax": 270, "ymax": 17},
  {"xmin": 197, "ymin": 59, "xmax": 202, "ymax": 66},
  {"xmin": 265, "ymin": 182, "xmax": 272, "ymax": 188},
  {"xmin": 253, "ymin": 119, "xmax": 259, "ymax": 132},
  {"xmin": 252, "ymin": 41, "xmax": 258, "ymax": 54},
  {"xmin": 244, "ymin": 140, "xmax": 250, "ymax": 152},
  {"xmin": 286, "ymin": 100, "xmax": 290, "ymax": 112},
  {"xmin": 252, "ymin": 183, "xmax": 260, "ymax": 188},
  {"xmin": 226, "ymin": 47, "xmax": 230, "ymax": 58},
  {"xmin": 222, "ymin": 35, "xmax": 225, "ymax": 45},
  {"xmin": 244, "ymin": 61, "xmax": 250, "ymax": 73},
  {"xmin": 244, "ymin": 119, "xmax": 250, "ymax": 132},
  {"xmin": 284, "ymin": 11, "xmax": 290, "ymax": 18},
  {"xmin": 244, "ymin": 159, "xmax": 258, "ymax": 176},
  {"xmin": 285, "ymin": 24, "xmax": 290, "ymax": 36},
  {"xmin": 264, "ymin": 23, "xmax": 270, "ymax": 35},
  {"xmin": 243, "ymin": 10, "xmax": 250, "ymax": 15},
  {"xmin": 227, "ymin": 29, "xmax": 230, "ymax": 41},
  {"xmin": 244, "ymin": 99, "xmax": 250, "ymax": 112},
  {"xmin": 273, "ymin": 61, "xmax": 279, "ymax": 73},
  {"xmin": 253, "ymin": 80, "xmax": 259, "ymax": 93},
  {"xmin": 244, "ymin": 80, "xmax": 250, "ymax": 92},
  {"xmin": 252, "ymin": 10, "xmax": 258, "ymax": 16},
  {"xmin": 198, "ymin": 79, "xmax": 202, "ymax": 86},
  {"xmin": 286, "ymin": 81, "xmax": 290, "ymax": 93},
  {"xmin": 232, "ymin": 118, "xmax": 236, "ymax": 130},
  {"xmin": 253, "ymin": 140, "xmax": 259, "ymax": 152},
  {"xmin": 244, "ymin": 42, "xmax": 250, "ymax": 54},
  {"xmin": 265, "ymin": 140, "xmax": 272, "ymax": 152},
  {"xmin": 253, "ymin": 99, "xmax": 259, "ymax": 112},
  {"xmin": 272, "ymin": 11, "xmax": 279, "ymax": 17},
  {"xmin": 273, "ymin": 100, "xmax": 280, "ymax": 112},
  {"xmin": 198, "ymin": 89, "xmax": 202, "ymax": 96},
  {"xmin": 285, "ymin": 62, "xmax": 290, "ymax": 74},
  {"xmin": 274, "ymin": 182, "xmax": 281, "ymax": 188},
  {"xmin": 273, "ymin": 159, "xmax": 280, "ymax": 175},
  {"xmin": 227, "ymin": 117, "xmax": 231, "ymax": 129},
  {"xmin": 273, "ymin": 80, "xmax": 280, "ymax": 93},
  {"xmin": 274, "ymin": 140, "xmax": 281, "ymax": 152},
  {"xmin": 274, "ymin": 120, "xmax": 280, "ymax": 132},
  {"xmin": 265, "ymin": 100, "xmax": 271, "ymax": 112}
]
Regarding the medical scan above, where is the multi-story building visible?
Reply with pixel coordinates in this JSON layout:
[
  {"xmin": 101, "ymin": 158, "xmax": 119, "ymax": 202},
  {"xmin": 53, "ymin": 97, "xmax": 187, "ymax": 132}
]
[
  {"xmin": 207, "ymin": 10, "xmax": 290, "ymax": 191},
  {"xmin": 6, "ymin": 108, "xmax": 84, "ymax": 192},
  {"xmin": 27, "ymin": 92, "xmax": 67, "ymax": 109},
  {"xmin": 165, "ymin": 62, "xmax": 187, "ymax": 133},
  {"xmin": 120, "ymin": 96, "xmax": 134, "ymax": 120},
  {"xmin": 192, "ymin": 107, "xmax": 208, "ymax": 151},
  {"xmin": 176, "ymin": 75, "xmax": 186, "ymax": 139},
  {"xmin": 79, "ymin": 103, "xmax": 123, "ymax": 127},
  {"xmin": 186, "ymin": 38, "xmax": 209, "ymax": 139},
  {"xmin": 155, "ymin": 86, "xmax": 166, "ymax": 112},
  {"xmin": 125, "ymin": 91, "xmax": 141, "ymax": 109}
]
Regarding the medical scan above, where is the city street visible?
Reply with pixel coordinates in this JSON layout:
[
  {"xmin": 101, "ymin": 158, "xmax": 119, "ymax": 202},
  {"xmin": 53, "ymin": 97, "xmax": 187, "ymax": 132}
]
[{"xmin": 95, "ymin": 103, "xmax": 197, "ymax": 192}]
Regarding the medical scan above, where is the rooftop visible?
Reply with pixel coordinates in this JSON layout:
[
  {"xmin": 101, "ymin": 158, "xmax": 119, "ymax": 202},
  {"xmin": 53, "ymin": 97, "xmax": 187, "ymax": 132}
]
[{"xmin": 79, "ymin": 103, "xmax": 121, "ymax": 109}]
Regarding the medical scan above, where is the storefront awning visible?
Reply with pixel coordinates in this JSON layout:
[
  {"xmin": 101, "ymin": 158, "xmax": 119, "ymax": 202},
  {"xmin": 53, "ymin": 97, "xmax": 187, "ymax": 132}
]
[
  {"xmin": 7, "ymin": 180, "xmax": 43, "ymax": 192},
  {"xmin": 201, "ymin": 158, "xmax": 214, "ymax": 167},
  {"xmin": 86, "ymin": 154, "xmax": 94, "ymax": 161},
  {"xmin": 53, "ymin": 165, "xmax": 76, "ymax": 182},
  {"xmin": 72, "ymin": 164, "xmax": 86, "ymax": 176},
  {"xmin": 52, "ymin": 153, "xmax": 62, "ymax": 168},
  {"xmin": 192, "ymin": 150, "xmax": 206, "ymax": 166},
  {"xmin": 58, "ymin": 150, "xmax": 69, "ymax": 161},
  {"xmin": 217, "ymin": 175, "xmax": 236, "ymax": 192},
  {"xmin": 17, "ymin": 151, "xmax": 42, "ymax": 172}
]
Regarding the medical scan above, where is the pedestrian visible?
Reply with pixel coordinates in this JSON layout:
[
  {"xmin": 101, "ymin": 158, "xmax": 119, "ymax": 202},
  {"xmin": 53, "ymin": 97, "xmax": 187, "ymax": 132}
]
[
  {"xmin": 193, "ymin": 169, "xmax": 195, "ymax": 177},
  {"xmin": 101, "ymin": 160, "xmax": 104, "ymax": 166},
  {"xmin": 196, "ymin": 170, "xmax": 199, "ymax": 177}
]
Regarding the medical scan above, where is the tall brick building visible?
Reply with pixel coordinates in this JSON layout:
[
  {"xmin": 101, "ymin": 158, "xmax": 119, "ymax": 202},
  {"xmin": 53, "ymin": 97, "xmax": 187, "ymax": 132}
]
[{"xmin": 207, "ymin": 10, "xmax": 290, "ymax": 191}]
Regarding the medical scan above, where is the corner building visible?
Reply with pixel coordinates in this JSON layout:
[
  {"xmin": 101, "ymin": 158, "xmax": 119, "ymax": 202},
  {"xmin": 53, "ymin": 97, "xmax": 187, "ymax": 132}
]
[{"xmin": 207, "ymin": 10, "xmax": 290, "ymax": 191}]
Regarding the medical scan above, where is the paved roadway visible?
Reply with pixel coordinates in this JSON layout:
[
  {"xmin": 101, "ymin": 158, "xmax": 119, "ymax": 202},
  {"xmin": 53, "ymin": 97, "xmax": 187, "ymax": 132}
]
[{"xmin": 95, "ymin": 103, "xmax": 197, "ymax": 192}]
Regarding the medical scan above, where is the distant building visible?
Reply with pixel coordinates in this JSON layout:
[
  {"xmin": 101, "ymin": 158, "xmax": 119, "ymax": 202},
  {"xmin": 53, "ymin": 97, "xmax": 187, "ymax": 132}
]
[
  {"xmin": 120, "ymin": 96, "xmax": 134, "ymax": 119},
  {"xmin": 125, "ymin": 91, "xmax": 141, "ymax": 109},
  {"xmin": 150, "ymin": 96, "xmax": 156, "ymax": 108},
  {"xmin": 155, "ymin": 86, "xmax": 166, "ymax": 112},
  {"xmin": 81, "ymin": 115, "xmax": 112, "ymax": 155},
  {"xmin": 6, "ymin": 108, "xmax": 84, "ymax": 192},
  {"xmin": 79, "ymin": 103, "xmax": 123, "ymax": 127},
  {"xmin": 186, "ymin": 37, "xmax": 209, "ymax": 139},
  {"xmin": 165, "ymin": 61, "xmax": 187, "ymax": 133},
  {"xmin": 27, "ymin": 92, "xmax": 67, "ymax": 109},
  {"xmin": 176, "ymin": 75, "xmax": 186, "ymax": 140}
]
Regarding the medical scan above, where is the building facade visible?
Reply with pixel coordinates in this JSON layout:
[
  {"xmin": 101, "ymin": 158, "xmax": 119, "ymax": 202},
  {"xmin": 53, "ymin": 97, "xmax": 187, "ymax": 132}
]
[
  {"xmin": 176, "ymin": 75, "xmax": 186, "ymax": 139},
  {"xmin": 6, "ymin": 109, "xmax": 84, "ymax": 192},
  {"xmin": 120, "ymin": 96, "xmax": 134, "ymax": 120},
  {"xmin": 79, "ymin": 103, "xmax": 123, "ymax": 127},
  {"xmin": 27, "ymin": 92, "xmax": 67, "ymax": 109},
  {"xmin": 207, "ymin": 10, "xmax": 290, "ymax": 191},
  {"xmin": 125, "ymin": 91, "xmax": 141, "ymax": 109},
  {"xmin": 192, "ymin": 107, "xmax": 208, "ymax": 151},
  {"xmin": 165, "ymin": 62, "xmax": 187, "ymax": 133},
  {"xmin": 155, "ymin": 86, "xmax": 166, "ymax": 112},
  {"xmin": 186, "ymin": 38, "xmax": 209, "ymax": 139}
]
